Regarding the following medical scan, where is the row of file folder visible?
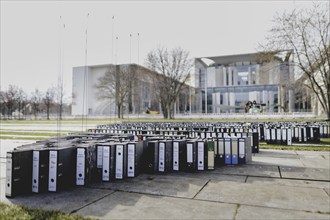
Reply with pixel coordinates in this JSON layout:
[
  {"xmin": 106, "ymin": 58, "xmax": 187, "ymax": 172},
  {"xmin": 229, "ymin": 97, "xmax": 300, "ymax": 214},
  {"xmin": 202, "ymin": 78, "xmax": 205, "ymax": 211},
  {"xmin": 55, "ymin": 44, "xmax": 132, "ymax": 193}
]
[
  {"xmin": 6, "ymin": 133, "xmax": 252, "ymax": 198},
  {"xmin": 264, "ymin": 127, "xmax": 321, "ymax": 145},
  {"xmin": 88, "ymin": 128, "xmax": 260, "ymax": 154}
]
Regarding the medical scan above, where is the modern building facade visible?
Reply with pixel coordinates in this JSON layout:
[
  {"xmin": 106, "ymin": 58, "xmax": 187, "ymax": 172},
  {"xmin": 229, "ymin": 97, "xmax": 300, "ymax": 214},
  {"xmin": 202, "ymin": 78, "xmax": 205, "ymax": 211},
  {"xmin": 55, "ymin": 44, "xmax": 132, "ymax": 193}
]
[
  {"xmin": 72, "ymin": 64, "xmax": 161, "ymax": 116},
  {"xmin": 191, "ymin": 51, "xmax": 295, "ymax": 113}
]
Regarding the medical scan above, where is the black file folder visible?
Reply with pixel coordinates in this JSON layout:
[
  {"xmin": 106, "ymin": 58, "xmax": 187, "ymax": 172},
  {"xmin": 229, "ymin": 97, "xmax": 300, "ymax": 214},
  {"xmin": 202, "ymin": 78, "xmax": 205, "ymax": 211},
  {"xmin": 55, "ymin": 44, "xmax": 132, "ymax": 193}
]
[
  {"xmin": 6, "ymin": 148, "xmax": 33, "ymax": 197},
  {"xmin": 48, "ymin": 146, "xmax": 76, "ymax": 192},
  {"xmin": 157, "ymin": 140, "xmax": 173, "ymax": 173},
  {"xmin": 126, "ymin": 141, "xmax": 144, "ymax": 177},
  {"xmin": 185, "ymin": 140, "xmax": 197, "ymax": 172},
  {"xmin": 115, "ymin": 143, "xmax": 127, "ymax": 179},
  {"xmin": 172, "ymin": 139, "xmax": 186, "ymax": 171},
  {"xmin": 76, "ymin": 143, "xmax": 97, "ymax": 186},
  {"xmin": 32, "ymin": 148, "xmax": 49, "ymax": 193}
]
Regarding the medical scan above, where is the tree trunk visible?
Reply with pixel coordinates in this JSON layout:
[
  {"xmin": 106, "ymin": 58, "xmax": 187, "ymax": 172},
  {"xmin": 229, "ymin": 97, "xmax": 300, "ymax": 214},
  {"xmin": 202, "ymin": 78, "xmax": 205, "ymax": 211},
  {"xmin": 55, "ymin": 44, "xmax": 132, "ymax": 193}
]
[
  {"xmin": 161, "ymin": 101, "xmax": 168, "ymax": 119},
  {"xmin": 59, "ymin": 104, "xmax": 63, "ymax": 120},
  {"xmin": 121, "ymin": 104, "xmax": 124, "ymax": 119},
  {"xmin": 117, "ymin": 105, "xmax": 121, "ymax": 119},
  {"xmin": 47, "ymin": 106, "xmax": 50, "ymax": 120}
]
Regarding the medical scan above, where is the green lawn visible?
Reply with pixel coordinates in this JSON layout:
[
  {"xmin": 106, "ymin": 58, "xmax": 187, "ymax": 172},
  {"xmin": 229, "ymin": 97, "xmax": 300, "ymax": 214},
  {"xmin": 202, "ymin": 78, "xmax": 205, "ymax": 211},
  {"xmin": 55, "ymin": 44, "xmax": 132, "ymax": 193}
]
[
  {"xmin": 1, "ymin": 116, "xmax": 327, "ymax": 124},
  {"xmin": 0, "ymin": 202, "xmax": 94, "ymax": 220},
  {"xmin": 260, "ymin": 139, "xmax": 330, "ymax": 151}
]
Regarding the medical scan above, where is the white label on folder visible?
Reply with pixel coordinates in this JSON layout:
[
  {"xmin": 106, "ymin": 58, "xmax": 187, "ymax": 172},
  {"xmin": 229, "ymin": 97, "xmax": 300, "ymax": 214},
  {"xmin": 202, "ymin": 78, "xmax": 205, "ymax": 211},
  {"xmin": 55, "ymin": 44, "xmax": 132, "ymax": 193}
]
[
  {"xmin": 232, "ymin": 139, "xmax": 238, "ymax": 155},
  {"xmin": 239, "ymin": 140, "xmax": 245, "ymax": 156},
  {"xmin": 6, "ymin": 152, "xmax": 12, "ymax": 197},
  {"xmin": 127, "ymin": 144, "xmax": 135, "ymax": 177},
  {"xmin": 287, "ymin": 129, "xmax": 292, "ymax": 145},
  {"xmin": 197, "ymin": 142, "xmax": 204, "ymax": 170},
  {"xmin": 102, "ymin": 146, "xmax": 110, "ymax": 181},
  {"xmin": 218, "ymin": 140, "xmax": 224, "ymax": 154},
  {"xmin": 298, "ymin": 128, "xmax": 302, "ymax": 142},
  {"xmin": 97, "ymin": 146, "xmax": 103, "ymax": 168},
  {"xmin": 48, "ymin": 150, "xmax": 57, "ymax": 192},
  {"xmin": 32, "ymin": 151, "xmax": 40, "ymax": 192},
  {"xmin": 266, "ymin": 129, "xmax": 270, "ymax": 140},
  {"xmin": 282, "ymin": 129, "xmax": 287, "ymax": 141},
  {"xmin": 76, "ymin": 148, "xmax": 85, "ymax": 186},
  {"xmin": 187, "ymin": 143, "xmax": 193, "ymax": 163},
  {"xmin": 271, "ymin": 129, "xmax": 276, "ymax": 140},
  {"xmin": 277, "ymin": 129, "xmax": 281, "ymax": 141},
  {"xmin": 158, "ymin": 142, "xmax": 165, "ymax": 172},
  {"xmin": 225, "ymin": 140, "xmax": 231, "ymax": 155},
  {"xmin": 115, "ymin": 145, "xmax": 124, "ymax": 179},
  {"xmin": 173, "ymin": 142, "xmax": 179, "ymax": 171},
  {"xmin": 310, "ymin": 127, "xmax": 314, "ymax": 138}
]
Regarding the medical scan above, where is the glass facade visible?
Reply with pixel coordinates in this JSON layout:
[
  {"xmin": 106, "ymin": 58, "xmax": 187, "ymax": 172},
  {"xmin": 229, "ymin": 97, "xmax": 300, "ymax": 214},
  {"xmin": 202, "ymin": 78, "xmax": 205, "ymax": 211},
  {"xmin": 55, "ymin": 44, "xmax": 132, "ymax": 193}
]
[{"xmin": 195, "ymin": 55, "xmax": 292, "ymax": 113}]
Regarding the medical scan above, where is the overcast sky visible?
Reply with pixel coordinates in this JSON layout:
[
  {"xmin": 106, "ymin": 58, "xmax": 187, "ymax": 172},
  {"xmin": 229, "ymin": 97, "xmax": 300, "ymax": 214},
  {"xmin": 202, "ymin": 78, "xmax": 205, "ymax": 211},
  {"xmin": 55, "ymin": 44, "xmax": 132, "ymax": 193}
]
[{"xmin": 1, "ymin": 1, "xmax": 317, "ymax": 99}]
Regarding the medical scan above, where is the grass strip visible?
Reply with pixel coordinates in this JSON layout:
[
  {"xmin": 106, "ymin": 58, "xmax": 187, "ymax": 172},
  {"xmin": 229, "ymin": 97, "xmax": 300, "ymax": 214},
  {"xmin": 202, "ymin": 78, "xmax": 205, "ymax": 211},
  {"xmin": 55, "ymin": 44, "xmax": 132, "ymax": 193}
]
[
  {"xmin": 0, "ymin": 131, "xmax": 69, "ymax": 136},
  {"xmin": 0, "ymin": 202, "xmax": 94, "ymax": 220},
  {"xmin": 0, "ymin": 136, "xmax": 48, "ymax": 141},
  {"xmin": 260, "ymin": 143, "xmax": 330, "ymax": 151},
  {"xmin": 0, "ymin": 129, "xmax": 78, "ymax": 133},
  {"xmin": 1, "ymin": 117, "xmax": 328, "ymax": 124}
]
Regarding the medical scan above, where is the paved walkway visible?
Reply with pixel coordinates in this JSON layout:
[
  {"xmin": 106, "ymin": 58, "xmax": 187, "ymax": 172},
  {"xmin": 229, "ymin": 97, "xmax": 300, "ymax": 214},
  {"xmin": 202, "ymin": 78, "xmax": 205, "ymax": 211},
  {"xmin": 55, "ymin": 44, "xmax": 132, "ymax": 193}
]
[{"xmin": 0, "ymin": 149, "xmax": 329, "ymax": 219}]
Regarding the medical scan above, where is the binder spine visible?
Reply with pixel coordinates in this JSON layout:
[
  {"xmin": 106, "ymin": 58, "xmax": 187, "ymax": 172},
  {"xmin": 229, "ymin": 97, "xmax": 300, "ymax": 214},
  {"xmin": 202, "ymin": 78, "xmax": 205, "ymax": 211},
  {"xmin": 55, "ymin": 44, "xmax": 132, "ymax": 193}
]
[
  {"xmin": 224, "ymin": 139, "xmax": 231, "ymax": 165},
  {"xmin": 102, "ymin": 146, "xmax": 110, "ymax": 181},
  {"xmin": 5, "ymin": 152, "xmax": 12, "ymax": 197},
  {"xmin": 97, "ymin": 145, "xmax": 103, "ymax": 169},
  {"xmin": 197, "ymin": 141, "xmax": 204, "ymax": 171},
  {"xmin": 48, "ymin": 150, "xmax": 58, "ymax": 192},
  {"xmin": 76, "ymin": 148, "xmax": 85, "ymax": 186},
  {"xmin": 115, "ymin": 145, "xmax": 124, "ymax": 179},
  {"xmin": 127, "ymin": 144, "xmax": 135, "ymax": 177},
  {"xmin": 231, "ymin": 139, "xmax": 238, "ymax": 165},
  {"xmin": 158, "ymin": 142, "xmax": 165, "ymax": 172},
  {"xmin": 207, "ymin": 141, "xmax": 214, "ymax": 170},
  {"xmin": 32, "ymin": 151, "xmax": 40, "ymax": 193},
  {"xmin": 173, "ymin": 142, "xmax": 179, "ymax": 171},
  {"xmin": 238, "ymin": 139, "xmax": 246, "ymax": 164}
]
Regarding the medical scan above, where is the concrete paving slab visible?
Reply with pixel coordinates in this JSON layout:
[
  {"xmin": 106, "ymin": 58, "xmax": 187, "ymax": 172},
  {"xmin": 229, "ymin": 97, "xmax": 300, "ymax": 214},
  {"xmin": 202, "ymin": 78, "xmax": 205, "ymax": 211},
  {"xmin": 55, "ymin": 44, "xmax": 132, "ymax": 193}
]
[
  {"xmin": 251, "ymin": 157, "xmax": 305, "ymax": 167},
  {"xmin": 181, "ymin": 170, "xmax": 247, "ymax": 182},
  {"xmin": 89, "ymin": 173, "xmax": 208, "ymax": 199},
  {"xmin": 247, "ymin": 176, "xmax": 330, "ymax": 190},
  {"xmin": 76, "ymin": 191, "xmax": 237, "ymax": 219},
  {"xmin": 280, "ymin": 166, "xmax": 330, "ymax": 181},
  {"xmin": 255, "ymin": 149, "xmax": 299, "ymax": 158},
  {"xmin": 195, "ymin": 180, "xmax": 330, "ymax": 213},
  {"xmin": 0, "ymin": 183, "xmax": 114, "ymax": 213},
  {"xmin": 236, "ymin": 204, "xmax": 330, "ymax": 219},
  {"xmin": 215, "ymin": 164, "xmax": 280, "ymax": 178},
  {"xmin": 323, "ymin": 188, "xmax": 330, "ymax": 197},
  {"xmin": 297, "ymin": 153, "xmax": 330, "ymax": 169}
]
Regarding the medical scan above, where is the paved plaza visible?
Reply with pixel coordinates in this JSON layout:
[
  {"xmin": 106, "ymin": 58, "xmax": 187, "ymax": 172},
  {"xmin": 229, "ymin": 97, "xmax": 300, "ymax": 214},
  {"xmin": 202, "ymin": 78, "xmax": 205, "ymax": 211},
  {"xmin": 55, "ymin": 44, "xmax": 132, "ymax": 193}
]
[{"xmin": 0, "ymin": 139, "xmax": 329, "ymax": 219}]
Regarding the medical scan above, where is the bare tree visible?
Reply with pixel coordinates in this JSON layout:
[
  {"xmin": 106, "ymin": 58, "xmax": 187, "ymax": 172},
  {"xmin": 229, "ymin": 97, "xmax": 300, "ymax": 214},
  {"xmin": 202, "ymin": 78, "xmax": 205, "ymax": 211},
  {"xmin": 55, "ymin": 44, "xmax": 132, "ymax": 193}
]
[
  {"xmin": 54, "ymin": 83, "xmax": 66, "ymax": 120},
  {"xmin": 262, "ymin": 3, "xmax": 330, "ymax": 119},
  {"xmin": 30, "ymin": 89, "xmax": 42, "ymax": 119},
  {"xmin": 146, "ymin": 47, "xmax": 192, "ymax": 119},
  {"xmin": 95, "ymin": 65, "xmax": 136, "ymax": 118},
  {"xmin": 43, "ymin": 87, "xmax": 56, "ymax": 120},
  {"xmin": 1, "ymin": 85, "xmax": 19, "ymax": 118},
  {"xmin": 16, "ymin": 87, "xmax": 27, "ymax": 119}
]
